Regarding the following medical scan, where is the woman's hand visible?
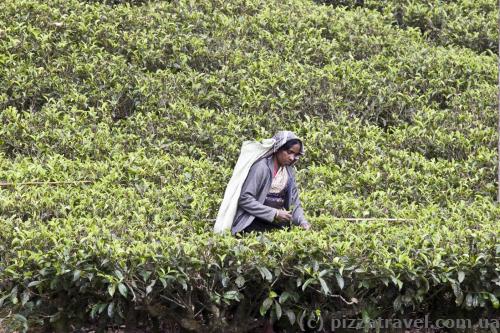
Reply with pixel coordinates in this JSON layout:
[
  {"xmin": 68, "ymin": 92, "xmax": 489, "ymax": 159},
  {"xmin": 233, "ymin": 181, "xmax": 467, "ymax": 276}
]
[
  {"xmin": 300, "ymin": 222, "xmax": 311, "ymax": 230},
  {"xmin": 274, "ymin": 209, "xmax": 292, "ymax": 223}
]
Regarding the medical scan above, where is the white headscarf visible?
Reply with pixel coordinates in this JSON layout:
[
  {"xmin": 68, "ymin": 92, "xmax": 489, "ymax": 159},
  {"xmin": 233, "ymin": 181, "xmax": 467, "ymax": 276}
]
[
  {"xmin": 213, "ymin": 131, "xmax": 304, "ymax": 233},
  {"xmin": 263, "ymin": 130, "xmax": 305, "ymax": 163}
]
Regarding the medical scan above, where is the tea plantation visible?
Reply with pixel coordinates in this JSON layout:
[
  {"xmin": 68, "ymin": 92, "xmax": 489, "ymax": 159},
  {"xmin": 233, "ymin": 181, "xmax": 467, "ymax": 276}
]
[{"xmin": 0, "ymin": 0, "xmax": 499, "ymax": 331}]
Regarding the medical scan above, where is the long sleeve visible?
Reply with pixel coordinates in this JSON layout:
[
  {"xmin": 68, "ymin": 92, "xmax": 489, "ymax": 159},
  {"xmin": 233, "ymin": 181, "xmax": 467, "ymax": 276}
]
[
  {"xmin": 238, "ymin": 161, "xmax": 277, "ymax": 222},
  {"xmin": 290, "ymin": 177, "xmax": 308, "ymax": 226}
]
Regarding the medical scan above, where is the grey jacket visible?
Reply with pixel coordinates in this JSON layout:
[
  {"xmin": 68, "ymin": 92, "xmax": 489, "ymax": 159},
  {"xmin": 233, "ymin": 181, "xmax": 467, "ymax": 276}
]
[{"xmin": 231, "ymin": 156, "xmax": 308, "ymax": 234}]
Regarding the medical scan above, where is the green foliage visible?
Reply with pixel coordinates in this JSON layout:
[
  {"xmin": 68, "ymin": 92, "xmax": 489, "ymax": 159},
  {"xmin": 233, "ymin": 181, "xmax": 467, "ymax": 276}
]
[
  {"xmin": 0, "ymin": 0, "xmax": 499, "ymax": 331},
  {"xmin": 316, "ymin": 0, "xmax": 498, "ymax": 54}
]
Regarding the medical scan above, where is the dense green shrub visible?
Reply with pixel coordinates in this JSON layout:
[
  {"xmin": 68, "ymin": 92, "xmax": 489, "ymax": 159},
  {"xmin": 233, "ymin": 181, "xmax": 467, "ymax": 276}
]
[
  {"xmin": 0, "ymin": 207, "xmax": 498, "ymax": 331},
  {"xmin": 0, "ymin": 0, "xmax": 498, "ymax": 331},
  {"xmin": 316, "ymin": 0, "xmax": 498, "ymax": 54}
]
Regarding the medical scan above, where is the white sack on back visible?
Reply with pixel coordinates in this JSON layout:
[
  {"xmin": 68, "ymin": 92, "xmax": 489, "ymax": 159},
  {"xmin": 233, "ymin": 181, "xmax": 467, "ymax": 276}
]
[{"xmin": 214, "ymin": 138, "xmax": 275, "ymax": 233}]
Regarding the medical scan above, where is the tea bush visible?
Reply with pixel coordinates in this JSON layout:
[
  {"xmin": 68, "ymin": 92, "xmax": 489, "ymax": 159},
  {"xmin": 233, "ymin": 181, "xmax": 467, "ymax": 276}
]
[
  {"xmin": 316, "ymin": 0, "xmax": 497, "ymax": 54},
  {"xmin": 0, "ymin": 0, "xmax": 499, "ymax": 331}
]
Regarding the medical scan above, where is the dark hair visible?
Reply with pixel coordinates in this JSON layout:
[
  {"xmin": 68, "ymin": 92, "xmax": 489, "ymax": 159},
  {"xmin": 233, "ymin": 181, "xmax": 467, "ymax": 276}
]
[{"xmin": 278, "ymin": 139, "xmax": 302, "ymax": 152}]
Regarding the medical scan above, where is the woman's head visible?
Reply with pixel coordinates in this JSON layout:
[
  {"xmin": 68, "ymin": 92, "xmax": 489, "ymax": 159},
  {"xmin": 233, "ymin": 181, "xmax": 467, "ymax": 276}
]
[
  {"xmin": 275, "ymin": 138, "xmax": 303, "ymax": 167},
  {"xmin": 263, "ymin": 131, "xmax": 305, "ymax": 166}
]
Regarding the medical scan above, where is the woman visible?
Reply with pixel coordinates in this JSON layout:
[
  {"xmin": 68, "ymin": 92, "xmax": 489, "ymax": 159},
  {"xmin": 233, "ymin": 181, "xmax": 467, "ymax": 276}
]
[{"xmin": 231, "ymin": 131, "xmax": 310, "ymax": 234}]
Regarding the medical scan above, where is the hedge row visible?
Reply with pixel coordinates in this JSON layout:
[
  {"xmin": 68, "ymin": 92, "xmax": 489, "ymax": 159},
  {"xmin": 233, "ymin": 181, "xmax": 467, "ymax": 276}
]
[
  {"xmin": 0, "ymin": 204, "xmax": 498, "ymax": 331},
  {"xmin": 0, "ymin": 0, "xmax": 499, "ymax": 331},
  {"xmin": 1, "ymin": 1, "xmax": 496, "ymax": 113},
  {"xmin": 317, "ymin": 0, "xmax": 498, "ymax": 54}
]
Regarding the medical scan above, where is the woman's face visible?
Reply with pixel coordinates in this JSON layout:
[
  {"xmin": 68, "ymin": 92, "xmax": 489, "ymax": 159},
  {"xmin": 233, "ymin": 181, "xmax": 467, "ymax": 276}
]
[{"xmin": 276, "ymin": 143, "xmax": 302, "ymax": 167}]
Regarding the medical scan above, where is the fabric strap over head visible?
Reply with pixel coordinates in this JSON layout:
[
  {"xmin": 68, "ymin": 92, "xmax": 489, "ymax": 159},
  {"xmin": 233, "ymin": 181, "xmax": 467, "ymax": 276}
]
[{"xmin": 213, "ymin": 130, "xmax": 304, "ymax": 233}]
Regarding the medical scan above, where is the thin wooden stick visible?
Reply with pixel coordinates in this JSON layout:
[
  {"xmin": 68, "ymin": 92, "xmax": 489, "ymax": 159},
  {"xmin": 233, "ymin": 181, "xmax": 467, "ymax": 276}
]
[
  {"xmin": 0, "ymin": 180, "xmax": 93, "ymax": 187},
  {"xmin": 204, "ymin": 217, "xmax": 415, "ymax": 222},
  {"xmin": 330, "ymin": 218, "xmax": 415, "ymax": 222}
]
